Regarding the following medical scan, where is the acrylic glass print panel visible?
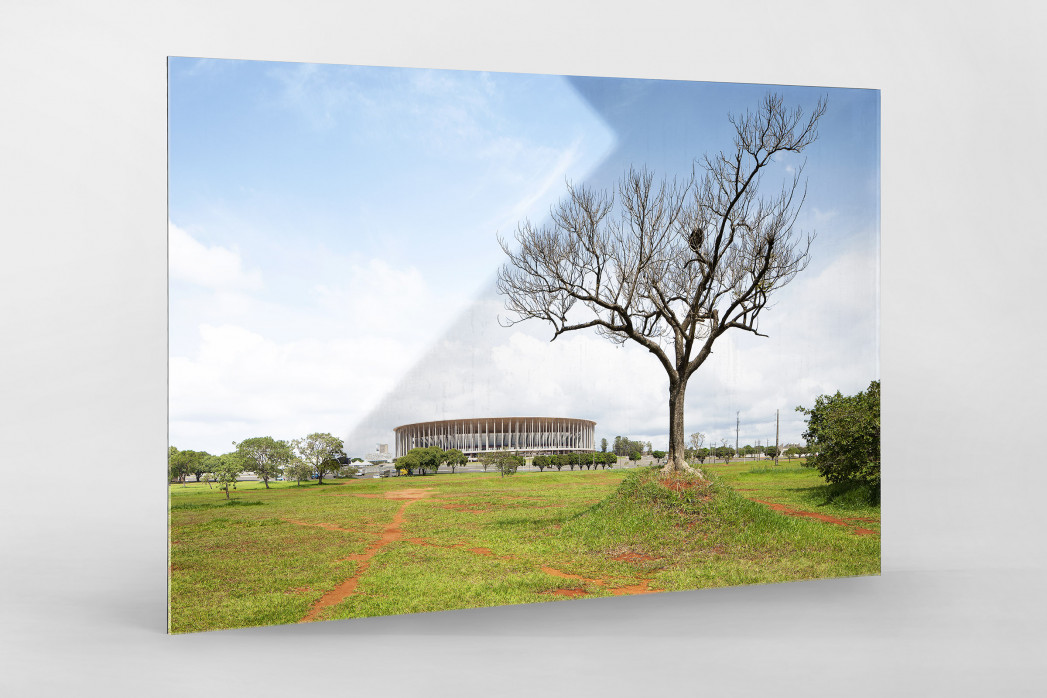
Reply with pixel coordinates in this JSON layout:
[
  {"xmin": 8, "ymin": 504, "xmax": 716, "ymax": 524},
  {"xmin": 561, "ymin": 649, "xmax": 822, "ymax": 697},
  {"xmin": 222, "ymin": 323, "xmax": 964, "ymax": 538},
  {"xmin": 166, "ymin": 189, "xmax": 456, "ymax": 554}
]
[{"xmin": 168, "ymin": 57, "xmax": 880, "ymax": 633}]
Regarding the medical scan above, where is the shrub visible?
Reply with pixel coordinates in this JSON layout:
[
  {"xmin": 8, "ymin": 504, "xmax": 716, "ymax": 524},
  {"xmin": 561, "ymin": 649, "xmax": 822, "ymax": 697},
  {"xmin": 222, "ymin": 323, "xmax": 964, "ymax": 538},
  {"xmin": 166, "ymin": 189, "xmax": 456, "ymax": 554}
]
[{"xmin": 798, "ymin": 380, "xmax": 880, "ymax": 492}]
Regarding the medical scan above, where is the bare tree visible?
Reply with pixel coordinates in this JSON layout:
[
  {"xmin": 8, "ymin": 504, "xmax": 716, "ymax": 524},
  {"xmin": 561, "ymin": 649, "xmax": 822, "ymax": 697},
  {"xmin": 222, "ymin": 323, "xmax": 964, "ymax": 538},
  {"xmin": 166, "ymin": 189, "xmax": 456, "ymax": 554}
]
[
  {"xmin": 688, "ymin": 432, "xmax": 706, "ymax": 452},
  {"xmin": 498, "ymin": 93, "xmax": 825, "ymax": 477}
]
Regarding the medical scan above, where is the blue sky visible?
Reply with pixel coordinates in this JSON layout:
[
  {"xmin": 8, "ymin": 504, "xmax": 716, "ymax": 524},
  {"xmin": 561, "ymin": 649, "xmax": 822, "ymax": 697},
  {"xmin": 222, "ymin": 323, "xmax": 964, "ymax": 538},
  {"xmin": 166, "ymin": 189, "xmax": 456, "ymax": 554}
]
[{"xmin": 169, "ymin": 58, "xmax": 879, "ymax": 457}]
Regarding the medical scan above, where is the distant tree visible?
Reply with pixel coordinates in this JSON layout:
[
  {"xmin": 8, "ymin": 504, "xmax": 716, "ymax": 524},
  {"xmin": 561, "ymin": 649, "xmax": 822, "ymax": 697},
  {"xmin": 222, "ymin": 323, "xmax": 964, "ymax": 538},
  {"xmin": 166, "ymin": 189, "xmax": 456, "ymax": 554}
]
[
  {"xmin": 396, "ymin": 452, "xmax": 421, "ymax": 476},
  {"xmin": 715, "ymin": 441, "xmax": 735, "ymax": 465},
  {"xmin": 235, "ymin": 437, "xmax": 294, "ymax": 489},
  {"xmin": 600, "ymin": 438, "xmax": 608, "ymax": 453},
  {"xmin": 652, "ymin": 450, "xmax": 667, "ymax": 460},
  {"xmin": 532, "ymin": 454, "xmax": 549, "ymax": 472},
  {"xmin": 351, "ymin": 457, "xmax": 365, "ymax": 463},
  {"xmin": 688, "ymin": 432, "xmax": 706, "ymax": 454},
  {"xmin": 696, "ymin": 447, "xmax": 710, "ymax": 464},
  {"xmin": 404, "ymin": 447, "xmax": 445, "ymax": 475},
  {"xmin": 168, "ymin": 446, "xmax": 189, "ymax": 484},
  {"xmin": 551, "ymin": 454, "xmax": 567, "ymax": 471},
  {"xmin": 444, "ymin": 448, "xmax": 467, "ymax": 474},
  {"xmin": 291, "ymin": 433, "xmax": 346, "ymax": 485},
  {"xmin": 603, "ymin": 452, "xmax": 617, "ymax": 468},
  {"xmin": 190, "ymin": 451, "xmax": 212, "ymax": 481},
  {"xmin": 495, "ymin": 452, "xmax": 523, "ymax": 477},
  {"xmin": 285, "ymin": 458, "xmax": 313, "ymax": 486},
  {"xmin": 798, "ymin": 380, "xmax": 880, "ymax": 492},
  {"xmin": 213, "ymin": 452, "xmax": 243, "ymax": 500},
  {"xmin": 628, "ymin": 451, "xmax": 641, "ymax": 462}
]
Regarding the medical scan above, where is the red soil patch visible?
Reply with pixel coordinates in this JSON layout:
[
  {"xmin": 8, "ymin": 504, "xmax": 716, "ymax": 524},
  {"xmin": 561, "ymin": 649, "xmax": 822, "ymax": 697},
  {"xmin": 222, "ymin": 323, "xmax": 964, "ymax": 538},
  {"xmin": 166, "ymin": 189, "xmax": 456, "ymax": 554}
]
[
  {"xmin": 541, "ymin": 566, "xmax": 659, "ymax": 596},
  {"xmin": 750, "ymin": 498, "xmax": 880, "ymax": 536},
  {"xmin": 298, "ymin": 488, "xmax": 434, "ymax": 623},
  {"xmin": 466, "ymin": 547, "xmax": 493, "ymax": 556}
]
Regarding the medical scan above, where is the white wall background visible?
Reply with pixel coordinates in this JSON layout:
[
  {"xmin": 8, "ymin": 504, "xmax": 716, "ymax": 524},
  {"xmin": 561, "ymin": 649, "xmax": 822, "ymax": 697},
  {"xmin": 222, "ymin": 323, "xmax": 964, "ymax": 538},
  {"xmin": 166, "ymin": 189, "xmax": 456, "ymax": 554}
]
[{"xmin": 1, "ymin": 1, "xmax": 1044, "ymax": 695}]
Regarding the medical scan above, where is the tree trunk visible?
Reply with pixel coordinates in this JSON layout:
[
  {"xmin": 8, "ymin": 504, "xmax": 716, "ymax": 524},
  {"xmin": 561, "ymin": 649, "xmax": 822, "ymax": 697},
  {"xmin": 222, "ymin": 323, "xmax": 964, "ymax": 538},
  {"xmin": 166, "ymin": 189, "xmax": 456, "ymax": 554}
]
[{"xmin": 663, "ymin": 377, "xmax": 704, "ymax": 478}]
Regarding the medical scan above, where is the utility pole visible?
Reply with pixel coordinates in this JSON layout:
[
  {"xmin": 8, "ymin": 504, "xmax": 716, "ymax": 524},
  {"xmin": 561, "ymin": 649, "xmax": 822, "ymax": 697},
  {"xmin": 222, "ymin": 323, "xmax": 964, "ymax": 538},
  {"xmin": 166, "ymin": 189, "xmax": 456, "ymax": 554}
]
[
  {"xmin": 775, "ymin": 409, "xmax": 780, "ymax": 467},
  {"xmin": 735, "ymin": 411, "xmax": 740, "ymax": 458}
]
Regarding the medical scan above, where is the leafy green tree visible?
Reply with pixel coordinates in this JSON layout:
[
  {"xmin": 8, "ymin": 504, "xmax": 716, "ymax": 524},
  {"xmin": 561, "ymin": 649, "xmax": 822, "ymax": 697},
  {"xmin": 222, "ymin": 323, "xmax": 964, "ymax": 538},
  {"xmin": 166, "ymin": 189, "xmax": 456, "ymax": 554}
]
[
  {"xmin": 188, "ymin": 450, "xmax": 212, "ymax": 481},
  {"xmin": 168, "ymin": 447, "xmax": 212, "ymax": 484},
  {"xmin": 401, "ymin": 447, "xmax": 445, "ymax": 475},
  {"xmin": 797, "ymin": 380, "xmax": 880, "ymax": 492},
  {"xmin": 168, "ymin": 446, "xmax": 189, "ymax": 484},
  {"xmin": 285, "ymin": 458, "xmax": 314, "ymax": 485},
  {"xmin": 652, "ymin": 450, "xmax": 667, "ymax": 460},
  {"xmin": 291, "ymin": 433, "xmax": 346, "ymax": 485},
  {"xmin": 600, "ymin": 438, "xmax": 608, "ymax": 453},
  {"xmin": 396, "ymin": 452, "xmax": 421, "ymax": 476},
  {"xmin": 213, "ymin": 452, "xmax": 243, "ymax": 500},
  {"xmin": 715, "ymin": 441, "xmax": 734, "ymax": 465},
  {"xmin": 532, "ymin": 454, "xmax": 550, "ymax": 472},
  {"xmin": 496, "ymin": 453, "xmax": 523, "ymax": 477},
  {"xmin": 234, "ymin": 437, "xmax": 294, "ymax": 488},
  {"xmin": 444, "ymin": 448, "xmax": 467, "ymax": 474},
  {"xmin": 628, "ymin": 451, "xmax": 641, "ymax": 462}
]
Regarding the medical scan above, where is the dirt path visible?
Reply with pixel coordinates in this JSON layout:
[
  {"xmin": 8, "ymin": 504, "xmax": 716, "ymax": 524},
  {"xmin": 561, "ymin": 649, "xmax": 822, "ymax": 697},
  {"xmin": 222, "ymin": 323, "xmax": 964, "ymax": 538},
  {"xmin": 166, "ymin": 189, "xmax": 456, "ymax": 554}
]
[
  {"xmin": 296, "ymin": 488, "xmax": 433, "ymax": 623},
  {"xmin": 748, "ymin": 497, "xmax": 879, "ymax": 535},
  {"xmin": 292, "ymin": 486, "xmax": 661, "ymax": 621}
]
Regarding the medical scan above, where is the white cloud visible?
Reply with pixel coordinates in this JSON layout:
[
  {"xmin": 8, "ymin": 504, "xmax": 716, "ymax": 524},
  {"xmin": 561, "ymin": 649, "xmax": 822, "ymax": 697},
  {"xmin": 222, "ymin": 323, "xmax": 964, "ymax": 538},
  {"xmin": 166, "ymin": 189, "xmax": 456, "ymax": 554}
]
[
  {"xmin": 169, "ymin": 222, "xmax": 262, "ymax": 291},
  {"xmin": 170, "ymin": 323, "xmax": 412, "ymax": 452}
]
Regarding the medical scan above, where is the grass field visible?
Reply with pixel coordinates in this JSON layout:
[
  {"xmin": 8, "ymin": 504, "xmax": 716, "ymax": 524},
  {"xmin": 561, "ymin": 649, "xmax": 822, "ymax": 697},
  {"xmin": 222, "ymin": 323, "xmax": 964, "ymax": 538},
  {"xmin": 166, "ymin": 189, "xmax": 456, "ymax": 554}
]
[{"xmin": 169, "ymin": 464, "xmax": 879, "ymax": 634}]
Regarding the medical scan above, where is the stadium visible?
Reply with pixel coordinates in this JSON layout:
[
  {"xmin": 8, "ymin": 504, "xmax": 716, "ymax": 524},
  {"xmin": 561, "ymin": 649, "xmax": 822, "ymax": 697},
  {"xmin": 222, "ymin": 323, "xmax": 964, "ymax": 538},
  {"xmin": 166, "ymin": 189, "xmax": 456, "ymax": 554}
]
[{"xmin": 393, "ymin": 417, "xmax": 595, "ymax": 458}]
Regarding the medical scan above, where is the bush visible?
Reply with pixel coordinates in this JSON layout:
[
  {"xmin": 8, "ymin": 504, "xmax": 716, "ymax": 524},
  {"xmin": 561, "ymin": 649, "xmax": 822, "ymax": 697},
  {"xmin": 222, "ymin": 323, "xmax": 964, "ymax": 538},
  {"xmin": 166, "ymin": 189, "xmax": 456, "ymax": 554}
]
[{"xmin": 798, "ymin": 380, "xmax": 880, "ymax": 492}]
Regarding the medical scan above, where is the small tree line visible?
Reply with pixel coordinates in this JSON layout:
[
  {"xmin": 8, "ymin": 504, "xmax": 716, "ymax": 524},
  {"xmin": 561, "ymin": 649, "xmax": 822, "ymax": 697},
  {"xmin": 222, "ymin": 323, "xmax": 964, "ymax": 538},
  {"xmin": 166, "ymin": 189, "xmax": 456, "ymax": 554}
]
[
  {"xmin": 394, "ymin": 448, "xmax": 620, "ymax": 477},
  {"xmin": 169, "ymin": 432, "xmax": 353, "ymax": 498},
  {"xmin": 532, "ymin": 451, "xmax": 618, "ymax": 471}
]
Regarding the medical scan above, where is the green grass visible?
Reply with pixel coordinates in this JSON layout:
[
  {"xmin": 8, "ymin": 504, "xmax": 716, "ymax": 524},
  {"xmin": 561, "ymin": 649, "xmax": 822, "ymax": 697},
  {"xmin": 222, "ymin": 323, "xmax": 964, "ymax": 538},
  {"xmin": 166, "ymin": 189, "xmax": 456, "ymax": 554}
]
[{"xmin": 169, "ymin": 467, "xmax": 879, "ymax": 633}]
